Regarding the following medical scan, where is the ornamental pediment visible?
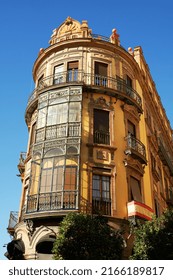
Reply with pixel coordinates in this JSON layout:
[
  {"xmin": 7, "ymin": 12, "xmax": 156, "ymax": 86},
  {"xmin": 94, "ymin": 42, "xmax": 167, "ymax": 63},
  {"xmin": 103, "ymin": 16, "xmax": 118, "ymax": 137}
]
[{"xmin": 49, "ymin": 17, "xmax": 91, "ymax": 44}]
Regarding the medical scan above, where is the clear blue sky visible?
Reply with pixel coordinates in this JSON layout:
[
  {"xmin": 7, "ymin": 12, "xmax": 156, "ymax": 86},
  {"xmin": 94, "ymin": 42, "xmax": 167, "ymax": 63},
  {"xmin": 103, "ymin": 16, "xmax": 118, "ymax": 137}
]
[{"xmin": 0, "ymin": 0, "xmax": 173, "ymax": 259}]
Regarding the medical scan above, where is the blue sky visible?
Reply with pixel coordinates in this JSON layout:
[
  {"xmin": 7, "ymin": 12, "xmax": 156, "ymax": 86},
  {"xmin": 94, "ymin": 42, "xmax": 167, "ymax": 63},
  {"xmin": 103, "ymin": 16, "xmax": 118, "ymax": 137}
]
[{"xmin": 0, "ymin": 0, "xmax": 173, "ymax": 259}]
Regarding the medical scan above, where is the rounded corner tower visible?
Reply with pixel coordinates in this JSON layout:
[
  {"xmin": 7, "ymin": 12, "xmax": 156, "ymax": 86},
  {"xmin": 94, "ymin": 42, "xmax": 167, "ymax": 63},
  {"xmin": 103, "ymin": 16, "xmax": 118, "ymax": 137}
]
[{"xmin": 6, "ymin": 17, "xmax": 173, "ymax": 260}]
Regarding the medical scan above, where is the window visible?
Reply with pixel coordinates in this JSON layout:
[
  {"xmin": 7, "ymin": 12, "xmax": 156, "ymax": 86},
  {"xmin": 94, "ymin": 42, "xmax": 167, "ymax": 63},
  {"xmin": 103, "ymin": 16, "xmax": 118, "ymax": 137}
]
[
  {"xmin": 30, "ymin": 154, "xmax": 41, "ymax": 195},
  {"xmin": 53, "ymin": 64, "xmax": 64, "ymax": 84},
  {"xmin": 40, "ymin": 156, "xmax": 65, "ymax": 193},
  {"xmin": 128, "ymin": 120, "xmax": 136, "ymax": 137},
  {"xmin": 95, "ymin": 62, "xmax": 108, "ymax": 86},
  {"xmin": 69, "ymin": 102, "xmax": 81, "ymax": 122},
  {"xmin": 129, "ymin": 176, "xmax": 142, "ymax": 202},
  {"xmin": 29, "ymin": 122, "xmax": 36, "ymax": 153},
  {"xmin": 37, "ymin": 108, "xmax": 46, "ymax": 129},
  {"xmin": 47, "ymin": 103, "xmax": 68, "ymax": 126},
  {"xmin": 38, "ymin": 75, "xmax": 44, "ymax": 87},
  {"xmin": 67, "ymin": 61, "xmax": 78, "ymax": 82},
  {"xmin": 126, "ymin": 75, "xmax": 132, "ymax": 88},
  {"xmin": 92, "ymin": 175, "xmax": 111, "ymax": 215},
  {"xmin": 158, "ymin": 167, "xmax": 163, "ymax": 193},
  {"xmin": 94, "ymin": 109, "xmax": 110, "ymax": 145}
]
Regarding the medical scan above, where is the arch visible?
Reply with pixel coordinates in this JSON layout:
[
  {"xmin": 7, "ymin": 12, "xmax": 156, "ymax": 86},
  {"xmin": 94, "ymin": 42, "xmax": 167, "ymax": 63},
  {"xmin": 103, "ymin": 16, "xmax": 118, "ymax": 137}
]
[
  {"xmin": 67, "ymin": 146, "xmax": 78, "ymax": 155},
  {"xmin": 44, "ymin": 148, "xmax": 63, "ymax": 157},
  {"xmin": 36, "ymin": 234, "xmax": 56, "ymax": 254}
]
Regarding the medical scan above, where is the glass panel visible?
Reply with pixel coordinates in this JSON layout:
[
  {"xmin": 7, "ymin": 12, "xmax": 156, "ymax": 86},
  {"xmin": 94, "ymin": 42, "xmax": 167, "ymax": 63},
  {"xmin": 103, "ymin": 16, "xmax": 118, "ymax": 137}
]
[
  {"xmin": 47, "ymin": 103, "xmax": 68, "ymax": 125},
  {"xmin": 47, "ymin": 106, "xmax": 57, "ymax": 125},
  {"xmin": 67, "ymin": 61, "xmax": 78, "ymax": 82},
  {"xmin": 64, "ymin": 166, "xmax": 76, "ymax": 190},
  {"xmin": 40, "ymin": 169, "xmax": 52, "ymax": 193},
  {"xmin": 43, "ymin": 159, "xmax": 53, "ymax": 168},
  {"xmin": 102, "ymin": 176, "xmax": 110, "ymax": 200},
  {"xmin": 30, "ymin": 159, "xmax": 41, "ymax": 195},
  {"xmin": 69, "ymin": 102, "xmax": 80, "ymax": 122},
  {"xmin": 52, "ymin": 166, "xmax": 63, "ymax": 192},
  {"xmin": 37, "ymin": 108, "xmax": 46, "ymax": 129},
  {"xmin": 92, "ymin": 175, "xmax": 100, "ymax": 198},
  {"xmin": 54, "ymin": 64, "xmax": 64, "ymax": 84}
]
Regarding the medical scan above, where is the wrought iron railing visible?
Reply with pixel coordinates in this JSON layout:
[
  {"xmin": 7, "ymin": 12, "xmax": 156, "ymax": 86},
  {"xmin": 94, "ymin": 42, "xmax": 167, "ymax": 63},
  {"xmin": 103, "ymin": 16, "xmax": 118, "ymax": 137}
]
[
  {"xmin": 36, "ymin": 123, "xmax": 81, "ymax": 143},
  {"xmin": 8, "ymin": 211, "xmax": 18, "ymax": 229},
  {"xmin": 26, "ymin": 191, "xmax": 78, "ymax": 213},
  {"xmin": 92, "ymin": 199, "xmax": 111, "ymax": 216},
  {"xmin": 158, "ymin": 137, "xmax": 173, "ymax": 176},
  {"xmin": 94, "ymin": 130, "xmax": 110, "ymax": 145},
  {"xmin": 126, "ymin": 134, "xmax": 146, "ymax": 159},
  {"xmin": 91, "ymin": 34, "xmax": 111, "ymax": 42},
  {"xmin": 27, "ymin": 71, "xmax": 142, "ymax": 110}
]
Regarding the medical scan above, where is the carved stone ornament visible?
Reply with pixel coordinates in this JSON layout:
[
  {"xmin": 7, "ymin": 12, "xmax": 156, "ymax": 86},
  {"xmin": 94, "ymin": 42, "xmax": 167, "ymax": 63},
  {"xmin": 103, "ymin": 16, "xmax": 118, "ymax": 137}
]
[
  {"xmin": 49, "ymin": 17, "xmax": 91, "ymax": 45},
  {"xmin": 126, "ymin": 158, "xmax": 145, "ymax": 176},
  {"xmin": 94, "ymin": 96, "xmax": 111, "ymax": 109}
]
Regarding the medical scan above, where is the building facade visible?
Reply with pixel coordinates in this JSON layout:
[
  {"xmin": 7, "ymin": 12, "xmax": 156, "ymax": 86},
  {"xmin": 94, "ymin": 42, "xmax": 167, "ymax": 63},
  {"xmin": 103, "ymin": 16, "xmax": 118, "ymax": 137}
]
[{"xmin": 6, "ymin": 17, "xmax": 173, "ymax": 260}]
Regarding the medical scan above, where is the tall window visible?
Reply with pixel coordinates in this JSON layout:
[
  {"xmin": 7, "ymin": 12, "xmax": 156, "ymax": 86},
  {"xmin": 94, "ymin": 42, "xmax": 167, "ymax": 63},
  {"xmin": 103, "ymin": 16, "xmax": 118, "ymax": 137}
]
[
  {"xmin": 158, "ymin": 167, "xmax": 163, "ymax": 193},
  {"xmin": 92, "ymin": 175, "xmax": 111, "ymax": 215},
  {"xmin": 40, "ymin": 156, "xmax": 64, "ymax": 193},
  {"xmin": 29, "ymin": 122, "xmax": 36, "ymax": 153},
  {"xmin": 94, "ymin": 109, "xmax": 110, "ymax": 145},
  {"xmin": 54, "ymin": 64, "xmax": 64, "ymax": 84},
  {"xmin": 47, "ymin": 103, "xmax": 68, "ymax": 126},
  {"xmin": 126, "ymin": 75, "xmax": 132, "ymax": 88},
  {"xmin": 67, "ymin": 61, "xmax": 78, "ymax": 82},
  {"xmin": 69, "ymin": 102, "xmax": 81, "ymax": 122},
  {"xmin": 95, "ymin": 62, "xmax": 108, "ymax": 86},
  {"xmin": 128, "ymin": 120, "xmax": 136, "ymax": 137},
  {"xmin": 129, "ymin": 176, "xmax": 142, "ymax": 202}
]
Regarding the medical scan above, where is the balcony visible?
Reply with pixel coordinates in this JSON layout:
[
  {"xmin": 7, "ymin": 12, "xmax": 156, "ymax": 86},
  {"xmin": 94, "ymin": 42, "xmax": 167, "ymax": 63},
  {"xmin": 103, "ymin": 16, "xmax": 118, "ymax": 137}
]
[
  {"xmin": 26, "ymin": 191, "xmax": 78, "ymax": 215},
  {"xmin": 94, "ymin": 130, "xmax": 110, "ymax": 145},
  {"xmin": 127, "ymin": 201, "xmax": 154, "ymax": 221},
  {"xmin": 26, "ymin": 71, "xmax": 142, "ymax": 116},
  {"xmin": 92, "ymin": 199, "xmax": 111, "ymax": 216},
  {"xmin": 7, "ymin": 211, "xmax": 18, "ymax": 236},
  {"xmin": 125, "ymin": 134, "xmax": 147, "ymax": 164},
  {"xmin": 158, "ymin": 137, "xmax": 173, "ymax": 176},
  {"xmin": 17, "ymin": 152, "xmax": 26, "ymax": 175}
]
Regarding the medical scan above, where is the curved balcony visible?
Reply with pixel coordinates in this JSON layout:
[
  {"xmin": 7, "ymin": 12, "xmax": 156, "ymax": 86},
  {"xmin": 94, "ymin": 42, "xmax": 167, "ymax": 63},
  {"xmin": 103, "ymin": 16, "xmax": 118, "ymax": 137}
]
[
  {"xmin": 125, "ymin": 134, "xmax": 147, "ymax": 164},
  {"xmin": 25, "ymin": 191, "xmax": 78, "ymax": 218},
  {"xmin": 26, "ymin": 71, "xmax": 142, "ymax": 118},
  {"xmin": 7, "ymin": 211, "xmax": 18, "ymax": 236}
]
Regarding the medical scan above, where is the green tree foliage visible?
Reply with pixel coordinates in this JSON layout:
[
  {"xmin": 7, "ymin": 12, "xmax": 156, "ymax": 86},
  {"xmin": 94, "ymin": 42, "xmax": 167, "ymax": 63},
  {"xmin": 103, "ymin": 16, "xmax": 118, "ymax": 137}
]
[
  {"xmin": 52, "ymin": 213, "xmax": 124, "ymax": 260},
  {"xmin": 130, "ymin": 208, "xmax": 173, "ymax": 260}
]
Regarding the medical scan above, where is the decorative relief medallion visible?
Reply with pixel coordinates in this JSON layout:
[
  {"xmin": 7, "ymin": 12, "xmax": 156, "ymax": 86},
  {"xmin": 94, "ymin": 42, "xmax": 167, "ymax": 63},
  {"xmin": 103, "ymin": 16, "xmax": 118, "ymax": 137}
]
[{"xmin": 96, "ymin": 150, "xmax": 109, "ymax": 160}]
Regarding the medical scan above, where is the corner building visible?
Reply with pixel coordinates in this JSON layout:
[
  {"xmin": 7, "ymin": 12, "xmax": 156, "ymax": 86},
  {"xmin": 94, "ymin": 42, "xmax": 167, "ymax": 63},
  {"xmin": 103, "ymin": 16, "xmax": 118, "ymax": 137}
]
[{"xmin": 6, "ymin": 17, "xmax": 173, "ymax": 259}]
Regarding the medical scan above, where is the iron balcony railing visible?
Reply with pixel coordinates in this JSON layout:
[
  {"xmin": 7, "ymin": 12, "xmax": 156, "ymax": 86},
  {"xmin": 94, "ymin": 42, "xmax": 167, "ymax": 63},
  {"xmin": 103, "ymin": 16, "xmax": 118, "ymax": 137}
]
[
  {"xmin": 25, "ymin": 192, "xmax": 111, "ymax": 216},
  {"xmin": 7, "ymin": 211, "xmax": 18, "ymax": 230},
  {"xmin": 27, "ymin": 71, "xmax": 142, "ymax": 110},
  {"xmin": 125, "ymin": 134, "xmax": 147, "ymax": 162},
  {"xmin": 94, "ymin": 130, "xmax": 110, "ymax": 145},
  {"xmin": 26, "ymin": 191, "xmax": 78, "ymax": 213},
  {"xmin": 92, "ymin": 199, "xmax": 111, "ymax": 216},
  {"xmin": 158, "ymin": 137, "xmax": 173, "ymax": 176}
]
